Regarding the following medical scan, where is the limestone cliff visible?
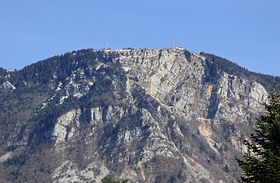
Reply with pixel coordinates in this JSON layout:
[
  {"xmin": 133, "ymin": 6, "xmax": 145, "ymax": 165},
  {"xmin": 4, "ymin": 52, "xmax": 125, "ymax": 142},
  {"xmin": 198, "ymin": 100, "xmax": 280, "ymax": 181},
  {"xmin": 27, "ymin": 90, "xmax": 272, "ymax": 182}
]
[{"xmin": 0, "ymin": 48, "xmax": 277, "ymax": 183}]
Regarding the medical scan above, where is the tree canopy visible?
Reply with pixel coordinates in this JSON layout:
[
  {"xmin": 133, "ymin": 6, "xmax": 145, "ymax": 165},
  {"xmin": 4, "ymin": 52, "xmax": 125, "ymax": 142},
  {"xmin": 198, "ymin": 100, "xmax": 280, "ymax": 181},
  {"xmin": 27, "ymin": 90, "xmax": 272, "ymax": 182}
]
[
  {"xmin": 237, "ymin": 87, "xmax": 280, "ymax": 182},
  {"xmin": 101, "ymin": 175, "xmax": 129, "ymax": 183}
]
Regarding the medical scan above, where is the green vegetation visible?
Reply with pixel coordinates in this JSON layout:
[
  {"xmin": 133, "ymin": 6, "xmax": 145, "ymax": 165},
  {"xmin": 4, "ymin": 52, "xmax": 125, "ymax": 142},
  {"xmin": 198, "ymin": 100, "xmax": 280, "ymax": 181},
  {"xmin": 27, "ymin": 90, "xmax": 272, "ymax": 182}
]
[
  {"xmin": 237, "ymin": 87, "xmax": 280, "ymax": 182},
  {"xmin": 101, "ymin": 175, "xmax": 129, "ymax": 183},
  {"xmin": 201, "ymin": 53, "xmax": 280, "ymax": 91}
]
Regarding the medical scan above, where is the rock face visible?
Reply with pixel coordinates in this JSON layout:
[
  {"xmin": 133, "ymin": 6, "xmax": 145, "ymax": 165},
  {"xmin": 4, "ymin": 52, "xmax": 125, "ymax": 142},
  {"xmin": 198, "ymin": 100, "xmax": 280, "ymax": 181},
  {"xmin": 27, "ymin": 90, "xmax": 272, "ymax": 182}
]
[{"xmin": 0, "ymin": 48, "xmax": 277, "ymax": 183}]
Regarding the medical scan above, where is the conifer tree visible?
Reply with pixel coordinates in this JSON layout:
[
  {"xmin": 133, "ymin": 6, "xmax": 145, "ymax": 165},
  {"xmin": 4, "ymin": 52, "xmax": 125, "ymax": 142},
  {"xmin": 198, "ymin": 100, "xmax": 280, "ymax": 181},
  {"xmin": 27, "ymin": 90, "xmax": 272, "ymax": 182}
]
[{"xmin": 237, "ymin": 88, "xmax": 280, "ymax": 183}]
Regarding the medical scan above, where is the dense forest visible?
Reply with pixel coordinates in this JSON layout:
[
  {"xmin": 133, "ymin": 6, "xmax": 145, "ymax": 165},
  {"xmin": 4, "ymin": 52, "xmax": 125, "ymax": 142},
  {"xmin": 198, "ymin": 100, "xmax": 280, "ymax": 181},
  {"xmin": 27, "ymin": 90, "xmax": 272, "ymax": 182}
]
[{"xmin": 201, "ymin": 52, "xmax": 280, "ymax": 91}]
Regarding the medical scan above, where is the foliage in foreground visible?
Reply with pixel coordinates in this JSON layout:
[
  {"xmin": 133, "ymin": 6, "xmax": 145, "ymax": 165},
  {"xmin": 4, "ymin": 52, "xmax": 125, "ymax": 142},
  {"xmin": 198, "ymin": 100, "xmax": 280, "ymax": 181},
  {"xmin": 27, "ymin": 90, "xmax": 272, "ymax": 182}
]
[{"xmin": 237, "ymin": 87, "xmax": 280, "ymax": 183}]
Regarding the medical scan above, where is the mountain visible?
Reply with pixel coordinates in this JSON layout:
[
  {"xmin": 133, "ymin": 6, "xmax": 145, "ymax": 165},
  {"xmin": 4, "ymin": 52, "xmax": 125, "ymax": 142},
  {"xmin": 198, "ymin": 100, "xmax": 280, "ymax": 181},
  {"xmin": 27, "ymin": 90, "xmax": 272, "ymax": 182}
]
[{"xmin": 0, "ymin": 48, "xmax": 278, "ymax": 183}]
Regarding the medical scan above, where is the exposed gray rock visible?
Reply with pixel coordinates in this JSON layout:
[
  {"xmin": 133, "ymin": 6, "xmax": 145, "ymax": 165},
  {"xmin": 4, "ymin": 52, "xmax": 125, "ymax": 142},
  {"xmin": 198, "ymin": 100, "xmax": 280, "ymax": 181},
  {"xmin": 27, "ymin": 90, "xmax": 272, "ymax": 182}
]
[
  {"xmin": 0, "ymin": 48, "xmax": 272, "ymax": 183},
  {"xmin": 1, "ymin": 81, "xmax": 16, "ymax": 91}
]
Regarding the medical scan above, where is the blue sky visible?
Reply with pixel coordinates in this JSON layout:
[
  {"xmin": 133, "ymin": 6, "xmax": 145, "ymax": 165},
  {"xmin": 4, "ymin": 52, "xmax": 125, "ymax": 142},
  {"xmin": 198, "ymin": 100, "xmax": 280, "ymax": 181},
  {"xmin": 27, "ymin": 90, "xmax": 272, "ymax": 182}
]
[{"xmin": 0, "ymin": 0, "xmax": 279, "ymax": 75}]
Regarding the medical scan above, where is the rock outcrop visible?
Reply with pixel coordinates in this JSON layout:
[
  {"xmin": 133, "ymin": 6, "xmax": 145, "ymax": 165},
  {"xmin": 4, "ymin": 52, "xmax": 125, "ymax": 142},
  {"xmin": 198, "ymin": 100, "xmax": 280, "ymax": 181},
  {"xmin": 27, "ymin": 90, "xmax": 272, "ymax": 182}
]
[{"xmin": 0, "ymin": 48, "xmax": 275, "ymax": 183}]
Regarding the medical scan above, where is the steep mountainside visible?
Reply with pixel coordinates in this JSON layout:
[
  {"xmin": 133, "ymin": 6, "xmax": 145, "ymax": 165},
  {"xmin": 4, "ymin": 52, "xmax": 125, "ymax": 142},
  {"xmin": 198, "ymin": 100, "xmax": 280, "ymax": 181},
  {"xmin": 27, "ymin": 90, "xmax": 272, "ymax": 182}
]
[{"xmin": 0, "ymin": 48, "xmax": 278, "ymax": 183}]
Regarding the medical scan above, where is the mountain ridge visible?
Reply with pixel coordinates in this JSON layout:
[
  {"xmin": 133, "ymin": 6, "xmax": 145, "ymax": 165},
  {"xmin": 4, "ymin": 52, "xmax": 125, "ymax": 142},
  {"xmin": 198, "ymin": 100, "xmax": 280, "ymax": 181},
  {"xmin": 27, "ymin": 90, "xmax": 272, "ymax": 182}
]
[
  {"xmin": 0, "ymin": 48, "xmax": 277, "ymax": 182},
  {"xmin": 1, "ymin": 48, "xmax": 279, "ymax": 91}
]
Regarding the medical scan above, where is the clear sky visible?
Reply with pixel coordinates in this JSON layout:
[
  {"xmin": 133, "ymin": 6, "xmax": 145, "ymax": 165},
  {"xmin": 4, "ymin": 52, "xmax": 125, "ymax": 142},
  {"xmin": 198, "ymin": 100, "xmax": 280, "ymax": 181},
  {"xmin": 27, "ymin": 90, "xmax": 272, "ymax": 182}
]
[{"xmin": 0, "ymin": 0, "xmax": 279, "ymax": 76}]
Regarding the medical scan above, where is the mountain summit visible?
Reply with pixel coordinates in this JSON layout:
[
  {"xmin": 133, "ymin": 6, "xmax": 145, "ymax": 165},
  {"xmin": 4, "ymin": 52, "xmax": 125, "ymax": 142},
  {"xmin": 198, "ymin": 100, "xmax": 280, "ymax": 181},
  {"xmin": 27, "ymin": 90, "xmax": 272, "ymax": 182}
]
[{"xmin": 0, "ymin": 48, "xmax": 278, "ymax": 182}]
